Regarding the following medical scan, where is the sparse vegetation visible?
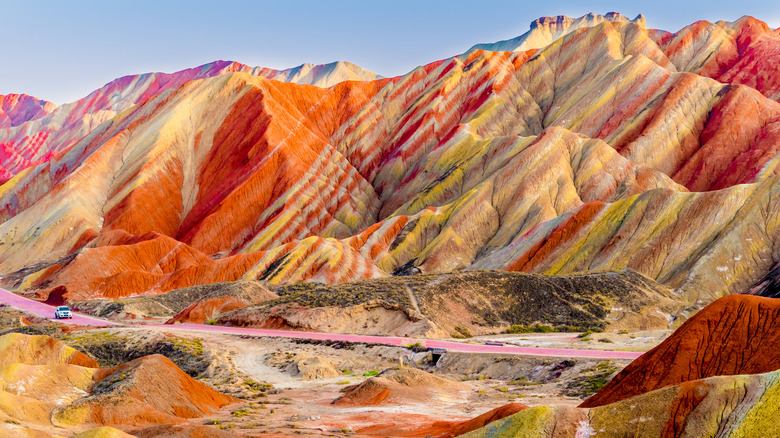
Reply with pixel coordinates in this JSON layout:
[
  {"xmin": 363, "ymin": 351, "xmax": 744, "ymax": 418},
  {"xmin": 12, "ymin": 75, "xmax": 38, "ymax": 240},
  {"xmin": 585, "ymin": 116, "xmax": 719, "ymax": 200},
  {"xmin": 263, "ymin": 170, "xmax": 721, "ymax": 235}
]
[
  {"xmin": 506, "ymin": 323, "xmax": 597, "ymax": 334},
  {"xmin": 362, "ymin": 370, "xmax": 379, "ymax": 377},
  {"xmin": 453, "ymin": 326, "xmax": 473, "ymax": 338},
  {"xmin": 57, "ymin": 331, "xmax": 210, "ymax": 377},
  {"xmin": 406, "ymin": 341, "xmax": 425, "ymax": 352},
  {"xmin": 564, "ymin": 361, "xmax": 619, "ymax": 397},
  {"xmin": 509, "ymin": 376, "xmax": 542, "ymax": 386}
]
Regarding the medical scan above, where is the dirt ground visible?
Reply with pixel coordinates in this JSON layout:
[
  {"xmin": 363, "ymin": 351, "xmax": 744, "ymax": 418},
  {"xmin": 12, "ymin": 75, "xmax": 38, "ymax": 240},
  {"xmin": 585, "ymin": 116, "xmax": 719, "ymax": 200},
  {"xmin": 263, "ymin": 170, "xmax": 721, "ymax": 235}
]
[{"xmin": 145, "ymin": 327, "xmax": 659, "ymax": 437}]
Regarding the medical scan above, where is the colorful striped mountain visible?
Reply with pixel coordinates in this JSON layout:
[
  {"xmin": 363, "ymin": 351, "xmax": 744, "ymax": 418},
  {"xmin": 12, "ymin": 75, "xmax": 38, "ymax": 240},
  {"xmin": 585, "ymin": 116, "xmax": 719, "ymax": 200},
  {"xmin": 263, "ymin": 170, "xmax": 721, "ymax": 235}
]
[{"xmin": 1, "ymin": 14, "xmax": 779, "ymax": 325}]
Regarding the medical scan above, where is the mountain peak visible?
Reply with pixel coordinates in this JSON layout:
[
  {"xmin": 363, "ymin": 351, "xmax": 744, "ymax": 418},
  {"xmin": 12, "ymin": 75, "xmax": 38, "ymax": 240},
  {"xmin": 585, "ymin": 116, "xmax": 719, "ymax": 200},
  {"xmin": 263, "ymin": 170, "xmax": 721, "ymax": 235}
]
[{"xmin": 471, "ymin": 12, "xmax": 646, "ymax": 53}]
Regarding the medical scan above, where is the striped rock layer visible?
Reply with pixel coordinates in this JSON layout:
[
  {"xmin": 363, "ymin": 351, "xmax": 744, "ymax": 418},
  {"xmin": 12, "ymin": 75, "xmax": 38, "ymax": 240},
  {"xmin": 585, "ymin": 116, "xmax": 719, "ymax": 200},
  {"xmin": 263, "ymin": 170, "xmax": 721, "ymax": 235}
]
[
  {"xmin": 460, "ymin": 293, "xmax": 780, "ymax": 437},
  {"xmin": 0, "ymin": 60, "xmax": 380, "ymax": 181},
  {"xmin": 0, "ymin": 333, "xmax": 236, "ymax": 435},
  {"xmin": 1, "ymin": 16, "xmax": 780, "ymax": 311},
  {"xmin": 581, "ymin": 294, "xmax": 780, "ymax": 408},
  {"xmin": 463, "ymin": 369, "xmax": 780, "ymax": 438}
]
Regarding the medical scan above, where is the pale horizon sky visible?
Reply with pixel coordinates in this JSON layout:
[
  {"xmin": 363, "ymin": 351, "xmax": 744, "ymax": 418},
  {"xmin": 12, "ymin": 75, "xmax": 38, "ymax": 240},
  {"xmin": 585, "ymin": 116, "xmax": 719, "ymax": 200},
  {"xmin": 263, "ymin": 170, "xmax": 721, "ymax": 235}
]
[{"xmin": 2, "ymin": 0, "xmax": 779, "ymax": 104}]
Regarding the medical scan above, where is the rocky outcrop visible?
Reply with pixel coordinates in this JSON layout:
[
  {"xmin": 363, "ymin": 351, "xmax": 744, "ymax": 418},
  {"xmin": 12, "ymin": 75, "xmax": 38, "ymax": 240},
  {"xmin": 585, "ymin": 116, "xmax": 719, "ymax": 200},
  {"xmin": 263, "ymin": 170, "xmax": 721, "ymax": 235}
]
[
  {"xmin": 0, "ymin": 333, "xmax": 236, "ymax": 434},
  {"xmin": 52, "ymin": 354, "xmax": 238, "ymax": 429},
  {"xmin": 332, "ymin": 367, "xmax": 469, "ymax": 406},
  {"xmin": 0, "ymin": 333, "xmax": 97, "ymax": 368},
  {"xmin": 580, "ymin": 295, "xmax": 780, "ymax": 407},
  {"xmin": 165, "ymin": 281, "xmax": 277, "ymax": 324},
  {"xmin": 465, "ymin": 369, "xmax": 780, "ymax": 437},
  {"xmin": 470, "ymin": 12, "xmax": 646, "ymax": 52}
]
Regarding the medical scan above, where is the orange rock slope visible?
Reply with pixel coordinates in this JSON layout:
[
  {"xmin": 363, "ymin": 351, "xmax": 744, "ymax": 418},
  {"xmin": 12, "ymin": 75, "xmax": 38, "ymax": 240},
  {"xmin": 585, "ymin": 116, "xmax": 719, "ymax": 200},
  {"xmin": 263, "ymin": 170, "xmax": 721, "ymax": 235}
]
[
  {"xmin": 0, "ymin": 333, "xmax": 237, "ymax": 436},
  {"xmin": 1, "ymin": 15, "xmax": 780, "ymax": 312},
  {"xmin": 581, "ymin": 294, "xmax": 780, "ymax": 407}
]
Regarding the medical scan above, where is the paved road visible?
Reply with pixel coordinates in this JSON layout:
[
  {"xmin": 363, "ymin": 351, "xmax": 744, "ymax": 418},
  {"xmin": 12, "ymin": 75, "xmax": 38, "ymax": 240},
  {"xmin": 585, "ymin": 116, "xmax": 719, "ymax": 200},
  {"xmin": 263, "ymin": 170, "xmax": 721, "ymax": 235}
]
[
  {"xmin": 0, "ymin": 288, "xmax": 642, "ymax": 360},
  {"xmin": 0, "ymin": 287, "xmax": 117, "ymax": 326}
]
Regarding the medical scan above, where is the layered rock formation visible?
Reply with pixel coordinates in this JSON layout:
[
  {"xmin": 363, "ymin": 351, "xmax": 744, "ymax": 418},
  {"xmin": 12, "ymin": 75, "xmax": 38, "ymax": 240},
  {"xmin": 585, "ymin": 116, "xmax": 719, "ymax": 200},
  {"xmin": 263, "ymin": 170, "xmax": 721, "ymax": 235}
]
[
  {"xmin": 184, "ymin": 270, "xmax": 680, "ymax": 336},
  {"xmin": 471, "ymin": 12, "xmax": 646, "ymax": 52},
  {"xmin": 581, "ymin": 294, "xmax": 780, "ymax": 407},
  {"xmin": 464, "ymin": 369, "xmax": 780, "ymax": 437},
  {"xmin": 1, "ymin": 14, "xmax": 780, "ymax": 323},
  {"xmin": 0, "ymin": 94, "xmax": 56, "ymax": 128},
  {"xmin": 0, "ymin": 60, "xmax": 380, "ymax": 181},
  {"xmin": 332, "ymin": 367, "xmax": 469, "ymax": 406},
  {"xmin": 0, "ymin": 333, "xmax": 237, "ymax": 436}
]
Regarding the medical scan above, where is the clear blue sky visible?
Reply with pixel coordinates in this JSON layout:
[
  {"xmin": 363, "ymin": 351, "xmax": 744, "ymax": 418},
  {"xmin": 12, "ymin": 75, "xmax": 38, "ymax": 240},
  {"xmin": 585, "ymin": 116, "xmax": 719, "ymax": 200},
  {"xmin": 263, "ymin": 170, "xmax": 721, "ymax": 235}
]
[{"xmin": 2, "ymin": 0, "xmax": 779, "ymax": 104}]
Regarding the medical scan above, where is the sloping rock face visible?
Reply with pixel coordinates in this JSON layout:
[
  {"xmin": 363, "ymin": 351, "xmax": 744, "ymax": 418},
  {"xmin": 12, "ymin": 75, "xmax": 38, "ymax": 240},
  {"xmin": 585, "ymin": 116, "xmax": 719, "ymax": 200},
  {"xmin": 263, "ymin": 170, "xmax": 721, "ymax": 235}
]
[
  {"xmin": 52, "ymin": 354, "xmax": 238, "ymax": 429},
  {"xmin": 165, "ymin": 281, "xmax": 278, "ymax": 324},
  {"xmin": 354, "ymin": 402, "xmax": 529, "ymax": 438},
  {"xmin": 0, "ymin": 333, "xmax": 97, "ymax": 368},
  {"xmin": 0, "ymin": 94, "xmax": 56, "ymax": 128},
  {"xmin": 581, "ymin": 295, "xmax": 780, "ymax": 407},
  {"xmin": 471, "ymin": 12, "xmax": 646, "ymax": 52},
  {"xmin": 0, "ymin": 60, "xmax": 380, "ymax": 181},
  {"xmin": 2, "ymin": 15, "xmax": 780, "ymax": 318},
  {"xmin": 333, "ymin": 367, "xmax": 469, "ymax": 406},
  {"xmin": 0, "ymin": 334, "xmax": 236, "ymax": 435},
  {"xmin": 200, "ymin": 269, "xmax": 680, "ymax": 335},
  {"xmin": 464, "ymin": 369, "xmax": 780, "ymax": 437}
]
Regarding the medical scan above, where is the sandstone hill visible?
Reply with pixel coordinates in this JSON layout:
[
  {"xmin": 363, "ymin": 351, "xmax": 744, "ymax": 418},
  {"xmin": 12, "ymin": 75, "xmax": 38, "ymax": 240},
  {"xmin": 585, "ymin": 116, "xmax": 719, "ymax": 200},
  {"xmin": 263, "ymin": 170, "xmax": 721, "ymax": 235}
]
[
  {"xmin": 465, "ymin": 369, "xmax": 780, "ymax": 437},
  {"xmin": 580, "ymin": 294, "xmax": 780, "ymax": 407},
  {"xmin": 0, "ymin": 333, "xmax": 237, "ymax": 436},
  {"xmin": 180, "ymin": 269, "xmax": 680, "ymax": 336}
]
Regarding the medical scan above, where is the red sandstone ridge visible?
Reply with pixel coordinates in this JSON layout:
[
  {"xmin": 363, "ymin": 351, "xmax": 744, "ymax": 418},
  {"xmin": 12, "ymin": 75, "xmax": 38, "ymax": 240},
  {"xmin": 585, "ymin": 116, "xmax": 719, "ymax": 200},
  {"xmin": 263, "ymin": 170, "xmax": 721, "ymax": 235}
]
[
  {"xmin": 165, "ymin": 281, "xmax": 278, "ymax": 324},
  {"xmin": 353, "ymin": 403, "xmax": 529, "ymax": 437},
  {"xmin": 0, "ymin": 94, "xmax": 56, "ymax": 127},
  {"xmin": 435, "ymin": 403, "xmax": 529, "ymax": 438},
  {"xmin": 52, "ymin": 354, "xmax": 239, "ymax": 428},
  {"xmin": 580, "ymin": 294, "xmax": 780, "ymax": 407}
]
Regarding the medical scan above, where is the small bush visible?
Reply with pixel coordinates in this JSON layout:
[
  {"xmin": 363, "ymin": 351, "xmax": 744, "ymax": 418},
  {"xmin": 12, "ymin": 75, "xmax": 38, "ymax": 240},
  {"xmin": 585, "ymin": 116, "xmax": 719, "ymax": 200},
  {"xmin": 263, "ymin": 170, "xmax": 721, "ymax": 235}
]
[
  {"xmin": 363, "ymin": 370, "xmax": 379, "ymax": 377},
  {"xmin": 506, "ymin": 324, "xmax": 531, "ymax": 334},
  {"xmin": 454, "ymin": 326, "xmax": 473, "ymax": 338},
  {"xmin": 407, "ymin": 342, "xmax": 426, "ymax": 352},
  {"xmin": 532, "ymin": 324, "xmax": 554, "ymax": 333}
]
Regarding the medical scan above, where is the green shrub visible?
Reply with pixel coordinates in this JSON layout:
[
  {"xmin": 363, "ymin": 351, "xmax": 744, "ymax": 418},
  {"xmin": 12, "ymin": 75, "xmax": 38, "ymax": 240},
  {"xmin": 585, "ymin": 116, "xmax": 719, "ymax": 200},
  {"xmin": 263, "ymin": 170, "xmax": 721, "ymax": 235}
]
[
  {"xmin": 454, "ymin": 326, "xmax": 473, "ymax": 338},
  {"xmin": 532, "ymin": 324, "xmax": 554, "ymax": 333}
]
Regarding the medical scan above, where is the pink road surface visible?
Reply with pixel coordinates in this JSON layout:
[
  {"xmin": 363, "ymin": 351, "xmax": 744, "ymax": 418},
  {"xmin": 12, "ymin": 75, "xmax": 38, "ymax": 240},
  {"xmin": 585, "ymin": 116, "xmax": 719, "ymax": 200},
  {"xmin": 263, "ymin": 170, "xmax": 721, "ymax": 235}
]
[
  {"xmin": 0, "ymin": 287, "xmax": 118, "ymax": 326},
  {"xmin": 0, "ymin": 287, "xmax": 642, "ymax": 360},
  {"xmin": 154, "ymin": 325, "xmax": 643, "ymax": 360}
]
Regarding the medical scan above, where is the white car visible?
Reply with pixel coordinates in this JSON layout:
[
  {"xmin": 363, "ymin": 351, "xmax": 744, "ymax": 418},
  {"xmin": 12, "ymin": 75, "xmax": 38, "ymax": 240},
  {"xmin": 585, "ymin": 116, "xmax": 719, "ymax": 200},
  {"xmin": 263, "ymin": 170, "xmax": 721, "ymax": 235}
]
[{"xmin": 54, "ymin": 306, "xmax": 72, "ymax": 319}]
